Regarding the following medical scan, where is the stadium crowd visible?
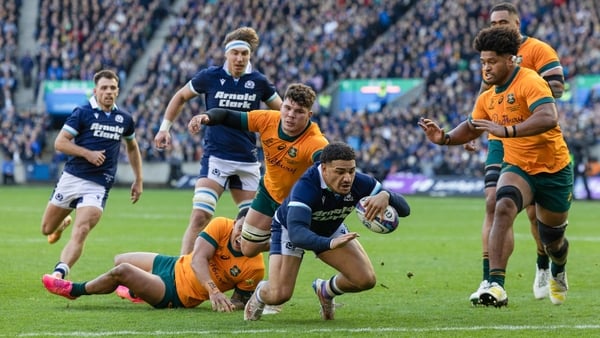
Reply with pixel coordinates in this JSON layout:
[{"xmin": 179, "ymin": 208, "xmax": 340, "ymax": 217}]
[{"xmin": 1, "ymin": 0, "xmax": 600, "ymax": 183}]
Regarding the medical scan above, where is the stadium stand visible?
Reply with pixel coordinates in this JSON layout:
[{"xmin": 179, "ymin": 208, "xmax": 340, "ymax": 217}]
[{"xmin": 2, "ymin": 0, "xmax": 599, "ymax": 188}]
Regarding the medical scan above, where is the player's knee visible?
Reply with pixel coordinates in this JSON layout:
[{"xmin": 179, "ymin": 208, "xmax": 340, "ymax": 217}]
[
  {"xmin": 268, "ymin": 285, "xmax": 294, "ymax": 304},
  {"xmin": 110, "ymin": 262, "xmax": 135, "ymax": 279},
  {"xmin": 192, "ymin": 188, "xmax": 218, "ymax": 215},
  {"xmin": 484, "ymin": 192, "xmax": 497, "ymax": 214},
  {"xmin": 114, "ymin": 253, "xmax": 128, "ymax": 265},
  {"xmin": 495, "ymin": 185, "xmax": 523, "ymax": 213},
  {"xmin": 484, "ymin": 166, "xmax": 500, "ymax": 189},
  {"xmin": 241, "ymin": 238, "xmax": 269, "ymax": 257},
  {"xmin": 241, "ymin": 222, "xmax": 270, "ymax": 251},
  {"xmin": 537, "ymin": 219, "xmax": 567, "ymax": 246}
]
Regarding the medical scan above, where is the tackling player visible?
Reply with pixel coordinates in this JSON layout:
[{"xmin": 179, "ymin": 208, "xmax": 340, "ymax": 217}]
[
  {"xmin": 42, "ymin": 208, "xmax": 264, "ymax": 311},
  {"xmin": 188, "ymin": 83, "xmax": 329, "ymax": 258}
]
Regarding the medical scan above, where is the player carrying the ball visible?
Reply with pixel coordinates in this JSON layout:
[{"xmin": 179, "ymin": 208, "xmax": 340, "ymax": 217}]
[{"xmin": 243, "ymin": 142, "xmax": 410, "ymax": 321}]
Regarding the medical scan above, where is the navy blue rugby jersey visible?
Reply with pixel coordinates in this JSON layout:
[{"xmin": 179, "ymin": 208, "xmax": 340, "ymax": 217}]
[
  {"xmin": 189, "ymin": 64, "xmax": 278, "ymax": 162},
  {"xmin": 274, "ymin": 163, "xmax": 381, "ymax": 252},
  {"xmin": 61, "ymin": 97, "xmax": 136, "ymax": 189}
]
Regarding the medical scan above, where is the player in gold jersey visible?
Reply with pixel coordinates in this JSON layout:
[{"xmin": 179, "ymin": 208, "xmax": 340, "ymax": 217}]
[
  {"xmin": 468, "ymin": 2, "xmax": 566, "ymax": 303},
  {"xmin": 419, "ymin": 26, "xmax": 572, "ymax": 307},
  {"xmin": 42, "ymin": 208, "xmax": 265, "ymax": 311},
  {"xmin": 188, "ymin": 83, "xmax": 329, "ymax": 258}
]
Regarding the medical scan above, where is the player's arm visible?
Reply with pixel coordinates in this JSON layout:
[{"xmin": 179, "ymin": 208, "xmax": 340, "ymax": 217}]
[
  {"xmin": 190, "ymin": 235, "xmax": 236, "ymax": 312},
  {"xmin": 265, "ymin": 95, "xmax": 283, "ymax": 110},
  {"xmin": 418, "ymin": 118, "xmax": 482, "ymax": 146},
  {"xmin": 541, "ymin": 67, "xmax": 564, "ymax": 99},
  {"xmin": 154, "ymin": 84, "xmax": 197, "ymax": 149},
  {"xmin": 124, "ymin": 137, "xmax": 143, "ymax": 203},
  {"xmin": 380, "ymin": 190, "xmax": 411, "ymax": 218},
  {"xmin": 286, "ymin": 202, "xmax": 358, "ymax": 252},
  {"xmin": 54, "ymin": 129, "xmax": 107, "ymax": 166},
  {"xmin": 162, "ymin": 85, "xmax": 196, "ymax": 126},
  {"xmin": 188, "ymin": 108, "xmax": 245, "ymax": 134}
]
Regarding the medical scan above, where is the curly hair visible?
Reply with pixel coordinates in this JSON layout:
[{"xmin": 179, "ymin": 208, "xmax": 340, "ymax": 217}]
[
  {"xmin": 320, "ymin": 142, "xmax": 356, "ymax": 163},
  {"xmin": 473, "ymin": 25, "xmax": 520, "ymax": 56},
  {"xmin": 284, "ymin": 83, "xmax": 316, "ymax": 109},
  {"xmin": 223, "ymin": 27, "xmax": 260, "ymax": 52}
]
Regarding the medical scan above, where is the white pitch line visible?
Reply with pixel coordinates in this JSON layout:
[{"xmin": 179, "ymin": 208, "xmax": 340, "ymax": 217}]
[{"xmin": 11, "ymin": 325, "xmax": 600, "ymax": 337}]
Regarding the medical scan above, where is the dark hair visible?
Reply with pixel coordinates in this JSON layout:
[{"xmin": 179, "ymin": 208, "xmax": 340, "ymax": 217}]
[
  {"xmin": 319, "ymin": 142, "xmax": 355, "ymax": 163},
  {"xmin": 224, "ymin": 27, "xmax": 259, "ymax": 52},
  {"xmin": 236, "ymin": 207, "xmax": 250, "ymax": 221},
  {"xmin": 473, "ymin": 25, "xmax": 520, "ymax": 56},
  {"xmin": 93, "ymin": 69, "xmax": 119, "ymax": 85},
  {"xmin": 490, "ymin": 2, "xmax": 519, "ymax": 17},
  {"xmin": 284, "ymin": 83, "xmax": 316, "ymax": 109}
]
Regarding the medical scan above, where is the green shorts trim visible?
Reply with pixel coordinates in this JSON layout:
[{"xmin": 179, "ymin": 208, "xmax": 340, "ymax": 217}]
[
  {"xmin": 151, "ymin": 255, "xmax": 184, "ymax": 308},
  {"xmin": 250, "ymin": 180, "xmax": 281, "ymax": 217},
  {"xmin": 501, "ymin": 163, "xmax": 573, "ymax": 213},
  {"xmin": 486, "ymin": 139, "xmax": 504, "ymax": 166}
]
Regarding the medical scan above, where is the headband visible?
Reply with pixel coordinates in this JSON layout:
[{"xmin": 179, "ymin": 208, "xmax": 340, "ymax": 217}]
[{"xmin": 225, "ymin": 40, "xmax": 251, "ymax": 53}]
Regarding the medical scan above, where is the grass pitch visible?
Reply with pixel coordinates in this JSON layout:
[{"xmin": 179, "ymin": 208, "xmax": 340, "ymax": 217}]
[{"xmin": 1, "ymin": 186, "xmax": 598, "ymax": 337}]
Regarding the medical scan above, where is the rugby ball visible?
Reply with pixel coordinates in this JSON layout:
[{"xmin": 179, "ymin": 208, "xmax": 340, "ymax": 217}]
[{"xmin": 355, "ymin": 197, "xmax": 399, "ymax": 234}]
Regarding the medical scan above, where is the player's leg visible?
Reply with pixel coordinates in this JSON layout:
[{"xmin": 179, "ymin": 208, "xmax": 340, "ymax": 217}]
[
  {"xmin": 527, "ymin": 203, "xmax": 551, "ymax": 299},
  {"xmin": 47, "ymin": 178, "xmax": 107, "ymax": 279},
  {"xmin": 317, "ymin": 231, "xmax": 376, "ymax": 294},
  {"xmin": 41, "ymin": 173, "xmax": 77, "ymax": 243},
  {"xmin": 181, "ymin": 177, "xmax": 223, "ymax": 254},
  {"xmin": 470, "ymin": 139, "xmax": 502, "ymax": 304},
  {"xmin": 56, "ymin": 205, "xmax": 102, "ymax": 278},
  {"xmin": 227, "ymin": 161, "xmax": 266, "ymax": 257},
  {"xmin": 42, "ymin": 203, "xmax": 73, "ymax": 243},
  {"xmin": 43, "ymin": 258, "xmax": 167, "ymax": 306},
  {"xmin": 244, "ymin": 219, "xmax": 303, "ymax": 321},
  {"xmin": 480, "ymin": 168, "xmax": 533, "ymax": 307},
  {"xmin": 239, "ymin": 182, "xmax": 279, "ymax": 257},
  {"xmin": 314, "ymin": 224, "xmax": 375, "ymax": 320},
  {"xmin": 535, "ymin": 163, "xmax": 573, "ymax": 305}
]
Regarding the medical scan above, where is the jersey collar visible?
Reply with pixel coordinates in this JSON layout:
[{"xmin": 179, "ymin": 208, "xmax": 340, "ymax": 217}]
[
  {"xmin": 495, "ymin": 66, "xmax": 520, "ymax": 94},
  {"xmin": 223, "ymin": 61, "xmax": 253, "ymax": 78},
  {"xmin": 89, "ymin": 96, "xmax": 117, "ymax": 112}
]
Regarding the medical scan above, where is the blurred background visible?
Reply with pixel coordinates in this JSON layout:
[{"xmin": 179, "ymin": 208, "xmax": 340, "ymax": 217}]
[{"xmin": 1, "ymin": 0, "xmax": 598, "ymax": 199}]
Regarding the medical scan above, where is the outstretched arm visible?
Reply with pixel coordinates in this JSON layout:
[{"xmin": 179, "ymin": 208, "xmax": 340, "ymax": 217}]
[
  {"xmin": 188, "ymin": 108, "xmax": 245, "ymax": 134},
  {"xmin": 418, "ymin": 118, "xmax": 482, "ymax": 146}
]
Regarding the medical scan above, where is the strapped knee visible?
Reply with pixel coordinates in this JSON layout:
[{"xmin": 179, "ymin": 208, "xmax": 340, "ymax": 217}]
[
  {"xmin": 495, "ymin": 185, "xmax": 523, "ymax": 212},
  {"xmin": 537, "ymin": 219, "xmax": 568, "ymax": 245},
  {"xmin": 484, "ymin": 166, "xmax": 501, "ymax": 188},
  {"xmin": 192, "ymin": 188, "xmax": 218, "ymax": 215},
  {"xmin": 241, "ymin": 221, "xmax": 271, "ymax": 244}
]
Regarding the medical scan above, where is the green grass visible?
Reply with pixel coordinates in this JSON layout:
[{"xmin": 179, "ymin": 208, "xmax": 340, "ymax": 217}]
[{"xmin": 1, "ymin": 186, "xmax": 599, "ymax": 337}]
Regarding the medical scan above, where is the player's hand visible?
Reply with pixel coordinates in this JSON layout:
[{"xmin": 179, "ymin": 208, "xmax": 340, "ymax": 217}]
[
  {"xmin": 330, "ymin": 232, "xmax": 359, "ymax": 250},
  {"xmin": 418, "ymin": 117, "xmax": 445, "ymax": 145},
  {"xmin": 85, "ymin": 150, "xmax": 106, "ymax": 166},
  {"xmin": 188, "ymin": 114, "xmax": 209, "ymax": 134},
  {"xmin": 154, "ymin": 131, "xmax": 171, "ymax": 150},
  {"xmin": 208, "ymin": 291, "xmax": 236, "ymax": 312},
  {"xmin": 471, "ymin": 119, "xmax": 504, "ymax": 138},
  {"xmin": 361, "ymin": 193, "xmax": 388, "ymax": 221},
  {"xmin": 463, "ymin": 140, "xmax": 478, "ymax": 152},
  {"xmin": 130, "ymin": 180, "xmax": 142, "ymax": 204}
]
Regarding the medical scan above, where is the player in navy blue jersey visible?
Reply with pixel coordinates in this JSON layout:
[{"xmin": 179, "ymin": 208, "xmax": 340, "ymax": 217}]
[
  {"xmin": 154, "ymin": 27, "xmax": 282, "ymax": 255},
  {"xmin": 244, "ymin": 142, "xmax": 411, "ymax": 321},
  {"xmin": 41, "ymin": 69, "xmax": 143, "ymax": 280}
]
